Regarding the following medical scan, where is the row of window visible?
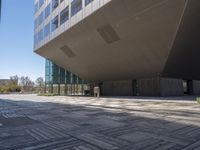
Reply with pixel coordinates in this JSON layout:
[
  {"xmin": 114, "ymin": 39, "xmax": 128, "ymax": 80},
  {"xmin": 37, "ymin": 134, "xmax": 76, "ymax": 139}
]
[
  {"xmin": 34, "ymin": 0, "xmax": 93, "ymax": 45},
  {"xmin": 34, "ymin": 0, "xmax": 59, "ymax": 14},
  {"xmin": 45, "ymin": 59, "xmax": 84, "ymax": 84},
  {"xmin": 34, "ymin": 6, "xmax": 68, "ymax": 45},
  {"xmin": 35, "ymin": 0, "xmax": 93, "ymax": 29},
  {"xmin": 34, "ymin": 0, "xmax": 45, "ymax": 13}
]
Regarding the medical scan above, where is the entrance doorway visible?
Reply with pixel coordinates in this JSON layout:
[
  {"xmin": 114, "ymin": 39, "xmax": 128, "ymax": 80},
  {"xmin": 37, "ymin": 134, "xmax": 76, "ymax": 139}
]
[{"xmin": 183, "ymin": 80, "xmax": 193, "ymax": 95}]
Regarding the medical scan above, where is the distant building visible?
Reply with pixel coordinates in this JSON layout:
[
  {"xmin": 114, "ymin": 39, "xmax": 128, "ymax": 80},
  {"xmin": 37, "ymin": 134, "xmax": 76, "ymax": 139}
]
[
  {"xmin": 0, "ymin": 79, "xmax": 11, "ymax": 87},
  {"xmin": 34, "ymin": 0, "xmax": 200, "ymax": 96}
]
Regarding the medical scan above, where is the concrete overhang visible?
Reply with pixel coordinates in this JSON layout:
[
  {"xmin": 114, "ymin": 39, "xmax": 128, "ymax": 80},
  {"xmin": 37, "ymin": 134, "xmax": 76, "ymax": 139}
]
[{"xmin": 35, "ymin": 0, "xmax": 189, "ymax": 81}]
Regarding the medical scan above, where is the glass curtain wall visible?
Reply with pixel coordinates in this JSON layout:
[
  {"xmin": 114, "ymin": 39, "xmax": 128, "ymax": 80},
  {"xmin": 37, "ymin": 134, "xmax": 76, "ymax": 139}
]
[{"xmin": 45, "ymin": 59, "xmax": 89, "ymax": 95}]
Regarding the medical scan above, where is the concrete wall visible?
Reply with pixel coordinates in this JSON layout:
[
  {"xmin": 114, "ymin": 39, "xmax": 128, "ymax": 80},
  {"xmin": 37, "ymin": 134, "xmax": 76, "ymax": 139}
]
[
  {"xmin": 192, "ymin": 80, "xmax": 200, "ymax": 95},
  {"xmin": 101, "ymin": 78, "xmax": 185, "ymax": 97},
  {"xmin": 160, "ymin": 78, "xmax": 184, "ymax": 97},
  {"xmin": 101, "ymin": 80, "xmax": 133, "ymax": 96},
  {"xmin": 138, "ymin": 77, "xmax": 161, "ymax": 96},
  {"xmin": 138, "ymin": 77, "xmax": 184, "ymax": 96}
]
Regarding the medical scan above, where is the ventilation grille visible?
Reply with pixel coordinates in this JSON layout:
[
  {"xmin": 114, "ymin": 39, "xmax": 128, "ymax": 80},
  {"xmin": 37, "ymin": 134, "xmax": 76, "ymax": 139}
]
[
  {"xmin": 97, "ymin": 24, "xmax": 120, "ymax": 44},
  {"xmin": 60, "ymin": 45, "xmax": 76, "ymax": 58}
]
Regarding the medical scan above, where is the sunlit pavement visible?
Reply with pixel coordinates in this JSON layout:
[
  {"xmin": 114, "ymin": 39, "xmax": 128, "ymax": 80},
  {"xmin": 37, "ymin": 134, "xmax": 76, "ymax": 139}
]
[{"xmin": 0, "ymin": 94, "xmax": 200, "ymax": 150}]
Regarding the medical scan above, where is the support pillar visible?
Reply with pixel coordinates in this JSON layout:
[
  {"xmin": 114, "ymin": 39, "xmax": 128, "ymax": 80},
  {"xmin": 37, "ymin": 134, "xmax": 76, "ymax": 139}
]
[{"xmin": 192, "ymin": 80, "xmax": 200, "ymax": 95}]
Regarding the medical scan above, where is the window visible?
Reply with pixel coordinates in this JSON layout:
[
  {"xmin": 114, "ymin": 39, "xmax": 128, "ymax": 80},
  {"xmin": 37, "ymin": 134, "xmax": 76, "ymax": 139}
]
[
  {"xmin": 51, "ymin": 15, "xmax": 59, "ymax": 32},
  {"xmin": 39, "ymin": 0, "xmax": 45, "ymax": 8},
  {"xmin": 38, "ymin": 12, "xmax": 44, "ymax": 26},
  {"xmin": 60, "ymin": 6, "xmax": 69, "ymax": 25},
  {"xmin": 85, "ymin": 0, "xmax": 93, "ymax": 6},
  {"xmin": 71, "ymin": 0, "xmax": 82, "ymax": 17},
  {"xmin": 52, "ymin": 0, "xmax": 59, "ymax": 11},
  {"xmin": 72, "ymin": 74, "xmax": 78, "ymax": 84},
  {"xmin": 34, "ymin": 34, "xmax": 38, "ymax": 45},
  {"xmin": 38, "ymin": 29, "xmax": 44, "ymax": 42},
  {"xmin": 34, "ymin": 2, "xmax": 39, "ymax": 14},
  {"xmin": 45, "ymin": 4, "xmax": 51, "ymax": 19},
  {"xmin": 44, "ymin": 23, "xmax": 51, "ymax": 38},
  {"xmin": 34, "ymin": 18, "xmax": 38, "ymax": 29},
  {"xmin": 60, "ymin": 68, "xmax": 66, "ymax": 84}
]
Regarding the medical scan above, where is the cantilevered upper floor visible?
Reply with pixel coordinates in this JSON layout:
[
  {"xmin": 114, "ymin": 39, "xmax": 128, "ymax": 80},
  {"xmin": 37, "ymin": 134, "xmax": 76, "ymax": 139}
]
[
  {"xmin": 35, "ymin": 0, "xmax": 200, "ymax": 82},
  {"xmin": 34, "ymin": 0, "xmax": 111, "ymax": 50}
]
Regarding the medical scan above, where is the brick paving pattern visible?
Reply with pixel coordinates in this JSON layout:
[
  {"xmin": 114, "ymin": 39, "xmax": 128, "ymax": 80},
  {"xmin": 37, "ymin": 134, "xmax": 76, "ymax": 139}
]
[{"xmin": 0, "ymin": 94, "xmax": 200, "ymax": 150}]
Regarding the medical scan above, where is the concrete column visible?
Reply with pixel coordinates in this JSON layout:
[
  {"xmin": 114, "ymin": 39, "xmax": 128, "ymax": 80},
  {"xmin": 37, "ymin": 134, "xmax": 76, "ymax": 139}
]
[
  {"xmin": 50, "ymin": 84, "xmax": 53, "ymax": 93},
  {"xmin": 64, "ymin": 83, "xmax": 67, "ymax": 95},
  {"xmin": 58, "ymin": 84, "xmax": 60, "ymax": 95},
  {"xmin": 192, "ymin": 80, "xmax": 200, "ymax": 95},
  {"xmin": 160, "ymin": 78, "xmax": 184, "ymax": 97}
]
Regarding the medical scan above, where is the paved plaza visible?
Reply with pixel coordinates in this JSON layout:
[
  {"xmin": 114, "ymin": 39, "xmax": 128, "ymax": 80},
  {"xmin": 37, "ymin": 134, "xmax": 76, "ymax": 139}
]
[{"xmin": 0, "ymin": 94, "xmax": 200, "ymax": 150}]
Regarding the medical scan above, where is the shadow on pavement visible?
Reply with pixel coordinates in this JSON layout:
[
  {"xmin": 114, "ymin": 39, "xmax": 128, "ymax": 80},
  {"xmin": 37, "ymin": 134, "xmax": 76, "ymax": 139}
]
[{"xmin": 0, "ymin": 97, "xmax": 200, "ymax": 150}]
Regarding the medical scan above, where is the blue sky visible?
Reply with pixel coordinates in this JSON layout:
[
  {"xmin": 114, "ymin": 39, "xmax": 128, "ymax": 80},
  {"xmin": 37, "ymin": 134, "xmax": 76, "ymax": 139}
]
[{"xmin": 0, "ymin": 0, "xmax": 44, "ymax": 81}]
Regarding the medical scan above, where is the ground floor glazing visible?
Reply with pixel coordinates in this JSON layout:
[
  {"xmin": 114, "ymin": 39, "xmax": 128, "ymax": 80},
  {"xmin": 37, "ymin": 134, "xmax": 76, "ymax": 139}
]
[{"xmin": 45, "ymin": 59, "xmax": 90, "ymax": 95}]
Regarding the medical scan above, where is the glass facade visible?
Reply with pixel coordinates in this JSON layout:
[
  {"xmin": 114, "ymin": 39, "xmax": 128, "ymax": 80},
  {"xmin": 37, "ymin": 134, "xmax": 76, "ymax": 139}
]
[
  {"xmin": 34, "ymin": 0, "xmax": 94, "ymax": 47},
  {"xmin": 45, "ymin": 4, "xmax": 51, "ymax": 19},
  {"xmin": 52, "ymin": 0, "xmax": 59, "ymax": 11},
  {"xmin": 71, "ymin": 0, "xmax": 82, "ymax": 17},
  {"xmin": 85, "ymin": 0, "xmax": 93, "ymax": 6},
  {"xmin": 51, "ymin": 15, "xmax": 59, "ymax": 32},
  {"xmin": 38, "ymin": 12, "xmax": 44, "ymax": 26},
  {"xmin": 39, "ymin": 0, "xmax": 45, "ymax": 8},
  {"xmin": 34, "ymin": 2, "xmax": 39, "ymax": 14},
  {"xmin": 38, "ymin": 29, "xmax": 44, "ymax": 43},
  {"xmin": 44, "ymin": 23, "xmax": 51, "ymax": 38},
  {"xmin": 60, "ymin": 6, "xmax": 69, "ymax": 25},
  {"xmin": 45, "ymin": 59, "xmax": 89, "ymax": 95}
]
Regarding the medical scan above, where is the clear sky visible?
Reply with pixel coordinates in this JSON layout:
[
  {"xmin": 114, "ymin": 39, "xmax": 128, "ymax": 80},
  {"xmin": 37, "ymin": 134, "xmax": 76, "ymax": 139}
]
[{"xmin": 0, "ymin": 0, "xmax": 45, "ymax": 81}]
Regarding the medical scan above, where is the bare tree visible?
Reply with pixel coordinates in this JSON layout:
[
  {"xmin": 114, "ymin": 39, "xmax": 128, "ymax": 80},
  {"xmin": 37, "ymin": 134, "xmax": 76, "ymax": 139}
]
[
  {"xmin": 10, "ymin": 75, "xmax": 19, "ymax": 85},
  {"xmin": 9, "ymin": 75, "xmax": 21, "ymax": 92},
  {"xmin": 35, "ymin": 77, "xmax": 44, "ymax": 87},
  {"xmin": 35, "ymin": 77, "xmax": 44, "ymax": 93},
  {"xmin": 20, "ymin": 76, "xmax": 34, "ymax": 92}
]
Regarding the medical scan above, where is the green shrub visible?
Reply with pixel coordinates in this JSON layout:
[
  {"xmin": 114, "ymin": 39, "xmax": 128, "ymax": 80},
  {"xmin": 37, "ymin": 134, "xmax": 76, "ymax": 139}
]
[
  {"xmin": 38, "ymin": 93, "xmax": 59, "ymax": 96},
  {"xmin": 0, "ymin": 86, "xmax": 9, "ymax": 93},
  {"xmin": 197, "ymin": 97, "xmax": 200, "ymax": 104}
]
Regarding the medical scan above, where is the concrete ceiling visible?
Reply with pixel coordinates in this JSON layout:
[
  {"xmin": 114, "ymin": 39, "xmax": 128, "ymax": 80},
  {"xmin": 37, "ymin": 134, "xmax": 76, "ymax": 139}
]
[{"xmin": 162, "ymin": 0, "xmax": 200, "ymax": 80}]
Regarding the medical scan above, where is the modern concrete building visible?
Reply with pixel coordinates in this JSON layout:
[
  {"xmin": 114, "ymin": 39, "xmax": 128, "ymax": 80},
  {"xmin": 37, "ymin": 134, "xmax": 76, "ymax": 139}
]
[{"xmin": 34, "ymin": 0, "xmax": 200, "ymax": 96}]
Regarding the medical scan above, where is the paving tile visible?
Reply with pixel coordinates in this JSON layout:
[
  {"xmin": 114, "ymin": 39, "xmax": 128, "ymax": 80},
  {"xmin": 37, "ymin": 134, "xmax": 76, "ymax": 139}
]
[{"xmin": 0, "ymin": 94, "xmax": 199, "ymax": 150}]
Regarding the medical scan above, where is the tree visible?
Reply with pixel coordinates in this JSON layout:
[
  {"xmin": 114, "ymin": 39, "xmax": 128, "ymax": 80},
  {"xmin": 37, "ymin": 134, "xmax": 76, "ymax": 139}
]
[
  {"xmin": 20, "ymin": 76, "xmax": 34, "ymax": 92},
  {"xmin": 35, "ymin": 77, "xmax": 44, "ymax": 93},
  {"xmin": 9, "ymin": 75, "xmax": 21, "ymax": 92},
  {"xmin": 35, "ymin": 77, "xmax": 44, "ymax": 87},
  {"xmin": 10, "ymin": 75, "xmax": 19, "ymax": 85}
]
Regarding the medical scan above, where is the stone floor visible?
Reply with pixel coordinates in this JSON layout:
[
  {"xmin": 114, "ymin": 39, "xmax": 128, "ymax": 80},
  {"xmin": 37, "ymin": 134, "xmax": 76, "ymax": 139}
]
[{"xmin": 0, "ymin": 94, "xmax": 200, "ymax": 150}]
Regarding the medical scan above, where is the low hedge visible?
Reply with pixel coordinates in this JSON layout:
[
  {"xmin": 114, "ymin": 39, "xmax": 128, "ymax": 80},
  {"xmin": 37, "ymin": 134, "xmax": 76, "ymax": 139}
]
[
  {"xmin": 38, "ymin": 93, "xmax": 59, "ymax": 96},
  {"xmin": 197, "ymin": 97, "xmax": 200, "ymax": 104}
]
